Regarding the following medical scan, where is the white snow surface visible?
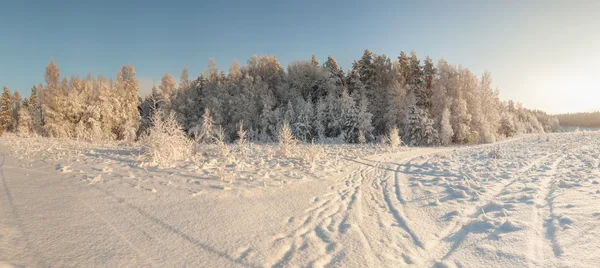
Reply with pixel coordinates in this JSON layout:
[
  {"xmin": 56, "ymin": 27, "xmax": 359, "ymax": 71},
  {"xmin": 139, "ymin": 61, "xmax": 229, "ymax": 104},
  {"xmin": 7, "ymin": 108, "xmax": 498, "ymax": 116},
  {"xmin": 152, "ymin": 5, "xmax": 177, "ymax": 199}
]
[{"xmin": 1, "ymin": 132, "xmax": 600, "ymax": 267}]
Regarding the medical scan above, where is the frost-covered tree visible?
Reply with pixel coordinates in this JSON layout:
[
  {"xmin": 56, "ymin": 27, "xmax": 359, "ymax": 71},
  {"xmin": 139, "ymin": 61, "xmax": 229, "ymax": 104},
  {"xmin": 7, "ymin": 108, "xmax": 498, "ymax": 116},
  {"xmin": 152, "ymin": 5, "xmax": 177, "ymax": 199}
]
[
  {"xmin": 42, "ymin": 59, "xmax": 69, "ymax": 138},
  {"xmin": 278, "ymin": 120, "xmax": 296, "ymax": 157},
  {"xmin": 398, "ymin": 51, "xmax": 411, "ymax": 83},
  {"xmin": 439, "ymin": 107, "xmax": 453, "ymax": 145},
  {"xmin": 10, "ymin": 91, "xmax": 22, "ymax": 132},
  {"xmin": 179, "ymin": 66, "xmax": 191, "ymax": 91},
  {"xmin": 314, "ymin": 98, "xmax": 327, "ymax": 141},
  {"xmin": 158, "ymin": 72, "xmax": 176, "ymax": 112},
  {"xmin": 387, "ymin": 126, "xmax": 401, "ymax": 147},
  {"xmin": 30, "ymin": 84, "xmax": 44, "ymax": 134},
  {"xmin": 323, "ymin": 55, "xmax": 345, "ymax": 86},
  {"xmin": 201, "ymin": 59, "xmax": 228, "ymax": 128},
  {"xmin": 17, "ymin": 106, "xmax": 33, "ymax": 137},
  {"xmin": 0, "ymin": 86, "xmax": 13, "ymax": 134},
  {"xmin": 337, "ymin": 90, "xmax": 374, "ymax": 143},
  {"xmin": 311, "ymin": 54, "xmax": 319, "ymax": 66},
  {"xmin": 283, "ymin": 101, "xmax": 295, "ymax": 127},
  {"xmin": 197, "ymin": 108, "xmax": 214, "ymax": 143},
  {"xmin": 14, "ymin": 49, "xmax": 557, "ymax": 145},
  {"xmin": 141, "ymin": 109, "xmax": 192, "ymax": 168},
  {"xmin": 29, "ymin": 85, "xmax": 38, "ymax": 109},
  {"xmin": 404, "ymin": 92, "xmax": 439, "ymax": 146},
  {"xmin": 115, "ymin": 65, "xmax": 140, "ymax": 141},
  {"xmin": 478, "ymin": 71, "xmax": 501, "ymax": 143},
  {"xmin": 294, "ymin": 98, "xmax": 314, "ymax": 142},
  {"xmin": 286, "ymin": 60, "xmax": 337, "ymax": 103},
  {"xmin": 370, "ymin": 53, "xmax": 396, "ymax": 134}
]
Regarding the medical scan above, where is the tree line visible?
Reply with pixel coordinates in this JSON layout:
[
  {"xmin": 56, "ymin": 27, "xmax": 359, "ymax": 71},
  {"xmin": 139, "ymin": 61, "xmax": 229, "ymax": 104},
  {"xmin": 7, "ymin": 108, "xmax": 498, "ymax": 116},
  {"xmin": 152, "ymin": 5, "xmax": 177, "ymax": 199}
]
[
  {"xmin": 556, "ymin": 112, "xmax": 600, "ymax": 128},
  {"xmin": 0, "ymin": 50, "xmax": 559, "ymax": 145}
]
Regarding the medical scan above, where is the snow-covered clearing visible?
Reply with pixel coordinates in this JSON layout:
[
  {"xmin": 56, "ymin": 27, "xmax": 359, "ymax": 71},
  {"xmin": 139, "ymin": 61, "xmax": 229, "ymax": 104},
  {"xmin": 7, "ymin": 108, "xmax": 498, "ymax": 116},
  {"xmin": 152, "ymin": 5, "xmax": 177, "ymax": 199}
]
[{"xmin": 1, "ymin": 132, "xmax": 600, "ymax": 267}]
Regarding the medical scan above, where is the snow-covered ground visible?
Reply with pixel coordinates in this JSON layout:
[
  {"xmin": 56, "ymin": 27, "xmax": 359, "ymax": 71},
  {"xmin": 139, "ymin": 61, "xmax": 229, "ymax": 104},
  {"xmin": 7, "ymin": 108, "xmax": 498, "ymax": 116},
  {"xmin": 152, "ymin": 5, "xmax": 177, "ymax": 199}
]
[{"xmin": 1, "ymin": 131, "xmax": 599, "ymax": 267}]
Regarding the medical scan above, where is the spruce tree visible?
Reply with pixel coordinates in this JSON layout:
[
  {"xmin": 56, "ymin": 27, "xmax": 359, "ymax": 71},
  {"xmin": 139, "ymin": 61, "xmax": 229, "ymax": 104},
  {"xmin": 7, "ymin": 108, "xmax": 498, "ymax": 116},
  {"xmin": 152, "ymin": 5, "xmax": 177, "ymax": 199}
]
[
  {"xmin": 17, "ymin": 106, "xmax": 33, "ymax": 137},
  {"xmin": 398, "ymin": 51, "xmax": 411, "ymax": 83},
  {"xmin": 29, "ymin": 85, "xmax": 38, "ymax": 109},
  {"xmin": 10, "ymin": 91, "xmax": 22, "ymax": 131},
  {"xmin": 0, "ymin": 86, "xmax": 12, "ymax": 134},
  {"xmin": 323, "ymin": 55, "xmax": 345, "ymax": 86},
  {"xmin": 199, "ymin": 108, "xmax": 214, "ymax": 143}
]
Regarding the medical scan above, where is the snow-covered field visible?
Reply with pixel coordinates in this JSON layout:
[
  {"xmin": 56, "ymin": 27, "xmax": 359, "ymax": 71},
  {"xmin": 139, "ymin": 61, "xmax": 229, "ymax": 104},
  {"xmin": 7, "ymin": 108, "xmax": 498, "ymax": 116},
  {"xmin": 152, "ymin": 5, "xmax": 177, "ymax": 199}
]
[{"xmin": 1, "ymin": 131, "xmax": 599, "ymax": 267}]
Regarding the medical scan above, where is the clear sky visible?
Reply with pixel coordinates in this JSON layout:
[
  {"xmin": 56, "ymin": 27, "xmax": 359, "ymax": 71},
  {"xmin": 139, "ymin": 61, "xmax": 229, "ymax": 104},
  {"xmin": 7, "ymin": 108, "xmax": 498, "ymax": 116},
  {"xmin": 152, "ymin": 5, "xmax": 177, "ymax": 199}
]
[{"xmin": 0, "ymin": 0, "xmax": 598, "ymax": 114}]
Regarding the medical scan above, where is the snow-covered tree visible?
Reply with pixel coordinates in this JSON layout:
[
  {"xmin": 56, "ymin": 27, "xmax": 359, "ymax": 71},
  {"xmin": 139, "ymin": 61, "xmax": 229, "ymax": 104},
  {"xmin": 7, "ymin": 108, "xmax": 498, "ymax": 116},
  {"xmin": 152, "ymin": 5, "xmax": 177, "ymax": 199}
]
[
  {"xmin": 311, "ymin": 54, "xmax": 319, "ymax": 66},
  {"xmin": 42, "ymin": 59, "xmax": 69, "ymax": 138},
  {"xmin": 141, "ymin": 109, "xmax": 192, "ymax": 168},
  {"xmin": 387, "ymin": 126, "xmax": 401, "ymax": 147},
  {"xmin": 197, "ymin": 108, "xmax": 214, "ymax": 143},
  {"xmin": 398, "ymin": 51, "xmax": 411, "ymax": 83},
  {"xmin": 323, "ymin": 55, "xmax": 345, "ymax": 86},
  {"xmin": 0, "ymin": 86, "xmax": 12, "ymax": 134},
  {"xmin": 17, "ymin": 106, "xmax": 33, "ymax": 137},
  {"xmin": 158, "ymin": 73, "xmax": 176, "ymax": 112},
  {"xmin": 286, "ymin": 60, "xmax": 337, "ymax": 103},
  {"xmin": 115, "ymin": 65, "xmax": 140, "ymax": 141},
  {"xmin": 10, "ymin": 91, "xmax": 22, "ymax": 132},
  {"xmin": 439, "ymin": 107, "xmax": 453, "ymax": 145},
  {"xmin": 404, "ymin": 93, "xmax": 439, "ymax": 146},
  {"xmin": 278, "ymin": 120, "xmax": 296, "ymax": 157},
  {"xmin": 294, "ymin": 98, "xmax": 314, "ymax": 142}
]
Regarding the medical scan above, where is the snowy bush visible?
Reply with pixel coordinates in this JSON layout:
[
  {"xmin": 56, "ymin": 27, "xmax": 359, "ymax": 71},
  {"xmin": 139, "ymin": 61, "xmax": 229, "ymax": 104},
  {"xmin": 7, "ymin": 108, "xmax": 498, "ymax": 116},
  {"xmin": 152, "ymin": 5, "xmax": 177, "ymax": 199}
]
[
  {"xmin": 386, "ymin": 127, "xmax": 402, "ymax": 147},
  {"xmin": 488, "ymin": 146, "xmax": 502, "ymax": 159},
  {"xmin": 140, "ymin": 110, "xmax": 193, "ymax": 168}
]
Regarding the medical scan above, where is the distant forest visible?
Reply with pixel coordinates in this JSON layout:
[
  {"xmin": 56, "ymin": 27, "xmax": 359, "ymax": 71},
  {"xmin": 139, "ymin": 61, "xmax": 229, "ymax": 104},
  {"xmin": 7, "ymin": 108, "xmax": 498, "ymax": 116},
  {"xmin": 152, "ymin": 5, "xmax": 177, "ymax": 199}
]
[{"xmin": 556, "ymin": 112, "xmax": 600, "ymax": 128}]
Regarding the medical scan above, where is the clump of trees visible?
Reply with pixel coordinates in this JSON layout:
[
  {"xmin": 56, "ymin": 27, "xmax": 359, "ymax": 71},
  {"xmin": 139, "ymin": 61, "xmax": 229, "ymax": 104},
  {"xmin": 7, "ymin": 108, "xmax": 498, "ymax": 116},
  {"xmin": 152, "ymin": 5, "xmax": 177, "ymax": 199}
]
[
  {"xmin": 556, "ymin": 112, "xmax": 600, "ymax": 128},
  {"xmin": 0, "ymin": 50, "xmax": 559, "ymax": 145},
  {"xmin": 0, "ymin": 60, "xmax": 140, "ymax": 141}
]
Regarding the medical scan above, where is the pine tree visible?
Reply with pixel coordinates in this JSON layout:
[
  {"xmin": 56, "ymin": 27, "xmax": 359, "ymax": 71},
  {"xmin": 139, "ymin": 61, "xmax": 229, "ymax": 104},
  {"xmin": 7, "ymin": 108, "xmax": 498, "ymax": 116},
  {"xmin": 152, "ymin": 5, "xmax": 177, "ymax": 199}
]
[{"xmin": 0, "ymin": 87, "xmax": 12, "ymax": 135}]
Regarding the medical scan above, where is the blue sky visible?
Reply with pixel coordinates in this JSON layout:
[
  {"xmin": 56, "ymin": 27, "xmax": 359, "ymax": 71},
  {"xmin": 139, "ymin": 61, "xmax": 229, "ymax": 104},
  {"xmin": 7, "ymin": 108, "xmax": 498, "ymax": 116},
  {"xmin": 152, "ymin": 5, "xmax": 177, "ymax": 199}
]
[{"xmin": 0, "ymin": 0, "xmax": 598, "ymax": 114}]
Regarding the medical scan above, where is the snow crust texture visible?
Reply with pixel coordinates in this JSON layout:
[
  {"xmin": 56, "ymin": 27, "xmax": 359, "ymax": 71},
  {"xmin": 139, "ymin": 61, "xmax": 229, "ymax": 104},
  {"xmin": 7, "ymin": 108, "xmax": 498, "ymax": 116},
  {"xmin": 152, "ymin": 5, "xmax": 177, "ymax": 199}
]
[{"xmin": 1, "ymin": 132, "xmax": 599, "ymax": 267}]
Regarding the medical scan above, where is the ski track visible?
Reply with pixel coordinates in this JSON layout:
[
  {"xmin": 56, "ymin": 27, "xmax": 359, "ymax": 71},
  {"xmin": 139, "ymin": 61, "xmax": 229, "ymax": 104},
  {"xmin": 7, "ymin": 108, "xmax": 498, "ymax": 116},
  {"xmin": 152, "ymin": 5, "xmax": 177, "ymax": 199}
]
[
  {"xmin": 268, "ymin": 138, "xmax": 587, "ymax": 267},
  {"xmin": 0, "ymin": 153, "xmax": 48, "ymax": 268}
]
